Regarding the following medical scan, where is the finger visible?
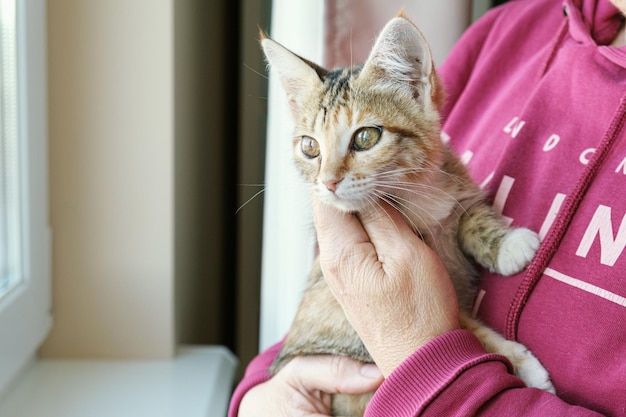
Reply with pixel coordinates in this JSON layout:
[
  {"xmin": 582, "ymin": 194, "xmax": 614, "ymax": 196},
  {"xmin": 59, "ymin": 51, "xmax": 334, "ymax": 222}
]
[
  {"xmin": 311, "ymin": 198, "xmax": 370, "ymax": 248},
  {"xmin": 358, "ymin": 202, "xmax": 427, "ymax": 259},
  {"xmin": 281, "ymin": 355, "xmax": 383, "ymax": 395},
  {"xmin": 312, "ymin": 200, "xmax": 381, "ymax": 282}
]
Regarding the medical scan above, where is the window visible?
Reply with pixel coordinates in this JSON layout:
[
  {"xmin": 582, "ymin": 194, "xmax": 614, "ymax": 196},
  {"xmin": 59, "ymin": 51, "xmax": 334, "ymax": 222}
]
[
  {"xmin": 0, "ymin": 0, "xmax": 21, "ymax": 300},
  {"xmin": 0, "ymin": 0, "xmax": 50, "ymax": 396}
]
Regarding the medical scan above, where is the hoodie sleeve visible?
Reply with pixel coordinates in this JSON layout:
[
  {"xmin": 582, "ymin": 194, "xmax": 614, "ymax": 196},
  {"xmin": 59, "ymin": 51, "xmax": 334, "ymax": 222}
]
[
  {"xmin": 364, "ymin": 330, "xmax": 604, "ymax": 416},
  {"xmin": 227, "ymin": 341, "xmax": 282, "ymax": 417}
]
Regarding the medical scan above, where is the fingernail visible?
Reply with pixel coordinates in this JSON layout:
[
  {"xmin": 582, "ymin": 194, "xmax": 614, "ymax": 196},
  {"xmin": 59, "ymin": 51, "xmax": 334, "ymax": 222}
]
[{"xmin": 360, "ymin": 363, "xmax": 383, "ymax": 379}]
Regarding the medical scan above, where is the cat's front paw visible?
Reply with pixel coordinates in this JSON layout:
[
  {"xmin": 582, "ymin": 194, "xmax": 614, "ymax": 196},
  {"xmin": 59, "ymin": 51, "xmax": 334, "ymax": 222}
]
[{"xmin": 496, "ymin": 228, "xmax": 540, "ymax": 276}]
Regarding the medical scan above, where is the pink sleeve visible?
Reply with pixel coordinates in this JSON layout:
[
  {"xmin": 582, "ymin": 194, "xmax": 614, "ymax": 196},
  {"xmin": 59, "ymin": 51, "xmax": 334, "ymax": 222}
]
[
  {"xmin": 227, "ymin": 340, "xmax": 283, "ymax": 417},
  {"xmin": 365, "ymin": 330, "xmax": 604, "ymax": 416}
]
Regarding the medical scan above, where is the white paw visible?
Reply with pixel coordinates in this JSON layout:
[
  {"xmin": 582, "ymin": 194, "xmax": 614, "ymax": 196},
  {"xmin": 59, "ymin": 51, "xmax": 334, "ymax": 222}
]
[
  {"xmin": 505, "ymin": 342, "xmax": 556, "ymax": 394},
  {"xmin": 496, "ymin": 228, "xmax": 540, "ymax": 276}
]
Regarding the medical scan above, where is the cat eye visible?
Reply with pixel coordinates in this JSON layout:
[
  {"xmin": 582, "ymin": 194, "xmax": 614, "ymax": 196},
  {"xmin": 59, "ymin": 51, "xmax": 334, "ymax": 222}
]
[
  {"xmin": 352, "ymin": 126, "xmax": 382, "ymax": 151},
  {"xmin": 301, "ymin": 136, "xmax": 320, "ymax": 158}
]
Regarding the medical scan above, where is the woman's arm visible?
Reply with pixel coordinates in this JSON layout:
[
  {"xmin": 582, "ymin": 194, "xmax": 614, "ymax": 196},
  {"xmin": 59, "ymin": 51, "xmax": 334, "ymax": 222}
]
[
  {"xmin": 227, "ymin": 341, "xmax": 282, "ymax": 417},
  {"xmin": 228, "ymin": 332, "xmax": 383, "ymax": 417}
]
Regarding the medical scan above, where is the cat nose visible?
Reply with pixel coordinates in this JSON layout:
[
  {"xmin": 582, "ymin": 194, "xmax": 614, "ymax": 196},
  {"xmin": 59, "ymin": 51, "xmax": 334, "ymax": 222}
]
[{"xmin": 323, "ymin": 177, "xmax": 343, "ymax": 193}]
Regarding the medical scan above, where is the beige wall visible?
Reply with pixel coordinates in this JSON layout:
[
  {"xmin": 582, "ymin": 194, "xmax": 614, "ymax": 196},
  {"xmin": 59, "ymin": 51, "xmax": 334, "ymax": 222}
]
[{"xmin": 42, "ymin": 0, "xmax": 175, "ymax": 358}]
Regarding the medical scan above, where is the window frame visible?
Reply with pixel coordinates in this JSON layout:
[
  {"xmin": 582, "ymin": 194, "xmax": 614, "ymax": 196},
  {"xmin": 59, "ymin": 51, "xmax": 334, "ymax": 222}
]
[{"xmin": 0, "ymin": 0, "xmax": 50, "ymax": 396}]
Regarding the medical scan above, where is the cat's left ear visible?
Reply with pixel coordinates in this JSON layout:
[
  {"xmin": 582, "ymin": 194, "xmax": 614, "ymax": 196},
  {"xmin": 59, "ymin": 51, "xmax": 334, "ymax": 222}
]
[
  {"xmin": 260, "ymin": 32, "xmax": 325, "ymax": 119},
  {"xmin": 359, "ymin": 14, "xmax": 443, "ymax": 111}
]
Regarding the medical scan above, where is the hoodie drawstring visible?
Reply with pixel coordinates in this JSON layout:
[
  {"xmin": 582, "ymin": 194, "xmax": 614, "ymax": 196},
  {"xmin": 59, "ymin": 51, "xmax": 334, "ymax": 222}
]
[
  {"xmin": 537, "ymin": 11, "xmax": 570, "ymax": 81},
  {"xmin": 505, "ymin": 94, "xmax": 626, "ymax": 340}
]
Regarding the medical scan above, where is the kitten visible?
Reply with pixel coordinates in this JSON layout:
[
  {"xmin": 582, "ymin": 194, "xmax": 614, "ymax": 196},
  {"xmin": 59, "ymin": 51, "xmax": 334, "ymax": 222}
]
[{"xmin": 261, "ymin": 13, "xmax": 555, "ymax": 416}]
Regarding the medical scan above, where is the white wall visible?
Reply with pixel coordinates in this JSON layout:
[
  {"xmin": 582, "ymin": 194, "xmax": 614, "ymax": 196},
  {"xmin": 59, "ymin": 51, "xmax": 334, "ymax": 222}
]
[{"xmin": 260, "ymin": 0, "xmax": 473, "ymax": 351}]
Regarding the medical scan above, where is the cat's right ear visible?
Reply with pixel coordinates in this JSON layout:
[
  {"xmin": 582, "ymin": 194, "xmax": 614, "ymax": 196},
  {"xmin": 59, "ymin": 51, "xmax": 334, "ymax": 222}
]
[
  {"xmin": 260, "ymin": 33, "xmax": 324, "ymax": 118},
  {"xmin": 359, "ymin": 15, "xmax": 443, "ymax": 112}
]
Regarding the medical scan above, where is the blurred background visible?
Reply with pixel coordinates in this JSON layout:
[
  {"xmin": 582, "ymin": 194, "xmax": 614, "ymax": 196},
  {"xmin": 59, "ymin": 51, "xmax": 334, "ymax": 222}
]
[
  {"xmin": 40, "ymin": 0, "xmax": 270, "ymax": 370},
  {"xmin": 41, "ymin": 0, "xmax": 507, "ymax": 376}
]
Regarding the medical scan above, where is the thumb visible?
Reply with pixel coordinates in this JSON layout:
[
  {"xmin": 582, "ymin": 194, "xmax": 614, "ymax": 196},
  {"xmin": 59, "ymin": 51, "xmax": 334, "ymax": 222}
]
[
  {"xmin": 280, "ymin": 355, "xmax": 383, "ymax": 395},
  {"xmin": 312, "ymin": 199, "xmax": 379, "ymax": 286}
]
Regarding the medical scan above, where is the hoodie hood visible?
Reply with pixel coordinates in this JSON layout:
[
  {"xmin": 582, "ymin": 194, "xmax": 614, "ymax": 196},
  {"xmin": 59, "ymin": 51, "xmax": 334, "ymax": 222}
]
[
  {"xmin": 565, "ymin": 0, "xmax": 626, "ymax": 66},
  {"xmin": 566, "ymin": 0, "xmax": 622, "ymax": 44}
]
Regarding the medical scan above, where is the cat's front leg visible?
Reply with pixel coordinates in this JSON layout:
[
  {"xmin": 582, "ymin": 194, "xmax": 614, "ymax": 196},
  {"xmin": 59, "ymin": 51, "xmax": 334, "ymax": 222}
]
[{"xmin": 458, "ymin": 202, "xmax": 540, "ymax": 276}]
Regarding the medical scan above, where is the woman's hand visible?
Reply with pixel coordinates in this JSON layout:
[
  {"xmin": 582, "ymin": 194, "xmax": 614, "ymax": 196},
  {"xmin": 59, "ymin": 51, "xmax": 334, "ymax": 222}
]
[
  {"xmin": 313, "ymin": 200, "xmax": 460, "ymax": 377},
  {"xmin": 238, "ymin": 355, "xmax": 383, "ymax": 417}
]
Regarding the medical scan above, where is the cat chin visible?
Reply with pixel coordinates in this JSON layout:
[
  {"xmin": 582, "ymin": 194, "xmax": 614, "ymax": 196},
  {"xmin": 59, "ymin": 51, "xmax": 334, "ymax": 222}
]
[
  {"xmin": 331, "ymin": 202, "xmax": 363, "ymax": 213},
  {"xmin": 315, "ymin": 194, "xmax": 366, "ymax": 213}
]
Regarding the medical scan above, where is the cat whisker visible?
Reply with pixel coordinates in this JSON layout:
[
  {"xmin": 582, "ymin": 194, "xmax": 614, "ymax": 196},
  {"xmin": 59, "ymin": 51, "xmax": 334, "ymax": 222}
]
[
  {"xmin": 372, "ymin": 190, "xmax": 431, "ymax": 240},
  {"xmin": 377, "ymin": 190, "xmax": 458, "ymax": 252},
  {"xmin": 371, "ymin": 189, "xmax": 421, "ymax": 225},
  {"xmin": 421, "ymin": 159, "xmax": 475, "ymax": 185},
  {"xmin": 382, "ymin": 196, "xmax": 444, "ymax": 246},
  {"xmin": 372, "ymin": 186, "xmax": 446, "ymax": 236},
  {"xmin": 373, "ymin": 167, "xmax": 423, "ymax": 178},
  {"xmin": 238, "ymin": 183, "xmax": 266, "ymax": 187},
  {"xmin": 374, "ymin": 168, "xmax": 461, "ymax": 186},
  {"xmin": 363, "ymin": 193, "xmax": 403, "ymax": 234},
  {"xmin": 375, "ymin": 164, "xmax": 469, "ymax": 187},
  {"xmin": 412, "ymin": 183, "xmax": 470, "ymax": 217},
  {"xmin": 374, "ymin": 180, "xmax": 470, "ymax": 218},
  {"xmin": 244, "ymin": 62, "xmax": 269, "ymax": 80},
  {"xmin": 236, "ymin": 188, "xmax": 266, "ymax": 214},
  {"xmin": 374, "ymin": 181, "xmax": 451, "ymax": 208},
  {"xmin": 367, "ymin": 193, "xmax": 403, "ymax": 236}
]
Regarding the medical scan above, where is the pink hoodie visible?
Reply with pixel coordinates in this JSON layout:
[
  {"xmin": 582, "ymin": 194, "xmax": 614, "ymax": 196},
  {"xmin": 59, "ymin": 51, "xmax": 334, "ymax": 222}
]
[{"xmin": 229, "ymin": 0, "xmax": 626, "ymax": 415}]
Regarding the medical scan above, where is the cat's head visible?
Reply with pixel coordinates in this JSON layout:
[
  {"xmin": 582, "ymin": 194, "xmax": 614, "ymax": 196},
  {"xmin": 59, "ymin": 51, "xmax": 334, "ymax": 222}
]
[{"xmin": 261, "ymin": 14, "xmax": 445, "ymax": 212}]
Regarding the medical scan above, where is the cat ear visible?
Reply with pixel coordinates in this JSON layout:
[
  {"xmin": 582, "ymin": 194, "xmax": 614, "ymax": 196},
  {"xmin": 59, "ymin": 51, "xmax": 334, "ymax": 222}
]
[
  {"xmin": 359, "ymin": 14, "xmax": 443, "ymax": 111},
  {"xmin": 260, "ymin": 33, "xmax": 325, "ymax": 117}
]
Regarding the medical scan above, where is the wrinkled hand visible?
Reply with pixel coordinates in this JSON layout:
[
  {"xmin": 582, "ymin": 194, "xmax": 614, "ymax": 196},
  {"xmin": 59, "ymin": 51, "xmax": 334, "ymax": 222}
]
[
  {"xmin": 313, "ymin": 200, "xmax": 460, "ymax": 377},
  {"xmin": 238, "ymin": 355, "xmax": 383, "ymax": 417}
]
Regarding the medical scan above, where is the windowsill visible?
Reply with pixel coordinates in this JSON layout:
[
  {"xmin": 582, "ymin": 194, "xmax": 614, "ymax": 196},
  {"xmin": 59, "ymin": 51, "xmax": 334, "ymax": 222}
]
[{"xmin": 0, "ymin": 345, "xmax": 237, "ymax": 417}]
